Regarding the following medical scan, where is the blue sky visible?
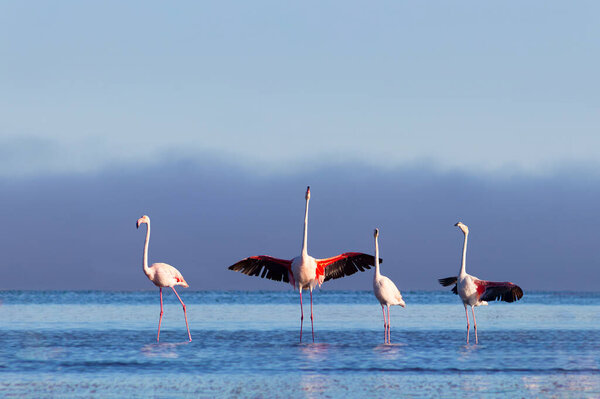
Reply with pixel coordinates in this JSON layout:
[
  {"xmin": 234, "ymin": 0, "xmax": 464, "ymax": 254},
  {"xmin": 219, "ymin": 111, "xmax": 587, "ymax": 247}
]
[
  {"xmin": 0, "ymin": 2, "xmax": 599, "ymax": 290},
  {"xmin": 2, "ymin": 1, "xmax": 599, "ymax": 177}
]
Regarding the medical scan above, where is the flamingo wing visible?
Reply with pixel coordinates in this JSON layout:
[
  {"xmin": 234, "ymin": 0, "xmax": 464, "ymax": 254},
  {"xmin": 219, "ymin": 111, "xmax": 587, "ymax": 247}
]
[
  {"xmin": 228, "ymin": 256, "xmax": 292, "ymax": 283},
  {"xmin": 318, "ymin": 252, "xmax": 379, "ymax": 282},
  {"xmin": 475, "ymin": 280, "xmax": 524, "ymax": 303},
  {"xmin": 438, "ymin": 276, "xmax": 458, "ymax": 295}
]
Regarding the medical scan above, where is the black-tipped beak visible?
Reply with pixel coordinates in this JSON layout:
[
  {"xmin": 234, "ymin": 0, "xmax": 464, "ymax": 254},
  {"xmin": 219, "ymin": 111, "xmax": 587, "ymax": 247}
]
[
  {"xmin": 136, "ymin": 221, "xmax": 140, "ymax": 229},
  {"xmin": 454, "ymin": 222, "xmax": 460, "ymax": 226}
]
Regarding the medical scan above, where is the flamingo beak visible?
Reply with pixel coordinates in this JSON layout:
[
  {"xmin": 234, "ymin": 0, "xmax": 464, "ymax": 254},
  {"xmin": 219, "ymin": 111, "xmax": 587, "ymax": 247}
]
[
  {"xmin": 136, "ymin": 220, "xmax": 141, "ymax": 229},
  {"xmin": 454, "ymin": 222, "xmax": 460, "ymax": 226}
]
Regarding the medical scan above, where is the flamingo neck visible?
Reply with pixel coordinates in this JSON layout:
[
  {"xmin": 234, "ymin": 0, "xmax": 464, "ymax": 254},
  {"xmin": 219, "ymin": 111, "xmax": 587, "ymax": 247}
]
[
  {"xmin": 301, "ymin": 197, "xmax": 309, "ymax": 256},
  {"xmin": 142, "ymin": 222, "xmax": 151, "ymax": 278},
  {"xmin": 459, "ymin": 232, "xmax": 468, "ymax": 277},
  {"xmin": 374, "ymin": 236, "xmax": 381, "ymax": 280}
]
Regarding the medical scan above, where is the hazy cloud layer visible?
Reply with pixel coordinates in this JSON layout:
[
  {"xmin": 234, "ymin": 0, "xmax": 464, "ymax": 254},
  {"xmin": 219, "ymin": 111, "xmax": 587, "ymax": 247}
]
[{"xmin": 1, "ymin": 158, "xmax": 598, "ymax": 291}]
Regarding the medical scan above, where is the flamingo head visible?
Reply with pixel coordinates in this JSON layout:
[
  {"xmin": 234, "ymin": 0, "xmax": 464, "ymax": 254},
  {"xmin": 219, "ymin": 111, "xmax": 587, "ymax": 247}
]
[
  {"xmin": 305, "ymin": 186, "xmax": 311, "ymax": 200},
  {"xmin": 137, "ymin": 215, "xmax": 150, "ymax": 229},
  {"xmin": 455, "ymin": 221, "xmax": 469, "ymax": 235},
  {"xmin": 374, "ymin": 228, "xmax": 379, "ymax": 238}
]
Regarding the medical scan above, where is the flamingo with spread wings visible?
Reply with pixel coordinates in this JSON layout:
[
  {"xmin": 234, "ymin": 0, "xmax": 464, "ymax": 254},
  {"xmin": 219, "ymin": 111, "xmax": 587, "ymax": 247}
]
[
  {"xmin": 228, "ymin": 186, "xmax": 379, "ymax": 342},
  {"xmin": 439, "ymin": 222, "xmax": 523, "ymax": 344}
]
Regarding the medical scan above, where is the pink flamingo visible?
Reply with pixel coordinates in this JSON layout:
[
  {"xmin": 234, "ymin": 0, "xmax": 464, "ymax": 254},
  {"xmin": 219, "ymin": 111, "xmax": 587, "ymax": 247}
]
[
  {"xmin": 228, "ymin": 186, "xmax": 380, "ymax": 342},
  {"xmin": 439, "ymin": 222, "xmax": 523, "ymax": 344},
  {"xmin": 137, "ymin": 215, "xmax": 192, "ymax": 342}
]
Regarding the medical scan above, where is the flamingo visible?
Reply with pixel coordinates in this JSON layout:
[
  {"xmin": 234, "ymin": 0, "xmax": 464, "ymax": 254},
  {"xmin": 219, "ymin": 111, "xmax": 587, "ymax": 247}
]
[
  {"xmin": 372, "ymin": 228, "xmax": 405, "ymax": 344},
  {"xmin": 228, "ymin": 186, "xmax": 380, "ymax": 342},
  {"xmin": 136, "ymin": 215, "xmax": 192, "ymax": 342},
  {"xmin": 438, "ymin": 222, "xmax": 523, "ymax": 344}
]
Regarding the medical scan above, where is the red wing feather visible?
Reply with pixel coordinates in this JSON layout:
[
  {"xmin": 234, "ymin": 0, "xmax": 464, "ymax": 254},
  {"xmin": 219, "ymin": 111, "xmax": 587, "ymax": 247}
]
[
  {"xmin": 317, "ymin": 252, "xmax": 380, "ymax": 282},
  {"xmin": 228, "ymin": 256, "xmax": 292, "ymax": 283}
]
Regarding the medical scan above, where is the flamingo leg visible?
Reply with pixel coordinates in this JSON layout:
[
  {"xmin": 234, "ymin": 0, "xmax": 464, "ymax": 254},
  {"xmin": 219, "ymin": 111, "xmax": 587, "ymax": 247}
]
[
  {"xmin": 310, "ymin": 289, "xmax": 315, "ymax": 343},
  {"xmin": 387, "ymin": 305, "xmax": 391, "ymax": 344},
  {"xmin": 471, "ymin": 306, "xmax": 478, "ymax": 344},
  {"xmin": 299, "ymin": 289, "xmax": 304, "ymax": 342},
  {"xmin": 157, "ymin": 288, "xmax": 164, "ymax": 342},
  {"xmin": 464, "ymin": 305, "xmax": 470, "ymax": 344},
  {"xmin": 171, "ymin": 287, "xmax": 192, "ymax": 342},
  {"xmin": 381, "ymin": 305, "xmax": 387, "ymax": 343}
]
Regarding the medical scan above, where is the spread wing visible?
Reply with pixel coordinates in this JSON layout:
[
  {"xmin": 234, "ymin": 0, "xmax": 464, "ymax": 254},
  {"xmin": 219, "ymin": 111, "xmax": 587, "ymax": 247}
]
[
  {"xmin": 438, "ymin": 276, "xmax": 458, "ymax": 295},
  {"xmin": 476, "ymin": 280, "xmax": 524, "ymax": 303},
  {"xmin": 318, "ymin": 252, "xmax": 380, "ymax": 282},
  {"xmin": 228, "ymin": 256, "xmax": 292, "ymax": 283}
]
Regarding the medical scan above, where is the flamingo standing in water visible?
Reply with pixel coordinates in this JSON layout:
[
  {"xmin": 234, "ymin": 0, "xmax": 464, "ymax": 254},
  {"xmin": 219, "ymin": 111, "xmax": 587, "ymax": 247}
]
[
  {"xmin": 137, "ymin": 215, "xmax": 192, "ymax": 342},
  {"xmin": 439, "ymin": 222, "xmax": 523, "ymax": 344},
  {"xmin": 372, "ymin": 228, "xmax": 405, "ymax": 344},
  {"xmin": 228, "ymin": 186, "xmax": 379, "ymax": 342}
]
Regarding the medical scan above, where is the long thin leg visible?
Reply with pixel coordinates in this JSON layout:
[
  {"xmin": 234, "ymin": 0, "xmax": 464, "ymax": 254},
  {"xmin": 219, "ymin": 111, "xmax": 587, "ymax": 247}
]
[
  {"xmin": 387, "ymin": 305, "xmax": 391, "ymax": 344},
  {"xmin": 171, "ymin": 287, "xmax": 192, "ymax": 342},
  {"xmin": 309, "ymin": 289, "xmax": 315, "ymax": 343},
  {"xmin": 299, "ymin": 290, "xmax": 304, "ymax": 342},
  {"xmin": 157, "ymin": 288, "xmax": 164, "ymax": 342},
  {"xmin": 381, "ymin": 305, "xmax": 387, "ymax": 344},
  {"xmin": 471, "ymin": 306, "xmax": 478, "ymax": 344},
  {"xmin": 464, "ymin": 305, "xmax": 470, "ymax": 344}
]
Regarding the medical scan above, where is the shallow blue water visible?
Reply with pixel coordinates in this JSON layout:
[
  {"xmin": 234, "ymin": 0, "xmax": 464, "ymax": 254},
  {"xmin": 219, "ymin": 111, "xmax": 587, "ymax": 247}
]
[{"xmin": 2, "ymin": 291, "xmax": 600, "ymax": 398}]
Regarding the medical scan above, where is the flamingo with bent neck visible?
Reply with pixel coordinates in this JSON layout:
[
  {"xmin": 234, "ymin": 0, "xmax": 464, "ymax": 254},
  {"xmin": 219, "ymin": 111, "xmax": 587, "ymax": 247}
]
[{"xmin": 137, "ymin": 215, "xmax": 192, "ymax": 342}]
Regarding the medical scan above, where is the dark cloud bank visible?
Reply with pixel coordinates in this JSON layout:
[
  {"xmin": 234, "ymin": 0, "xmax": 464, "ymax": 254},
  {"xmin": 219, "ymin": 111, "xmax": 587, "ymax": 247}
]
[{"xmin": 1, "ymin": 158, "xmax": 598, "ymax": 291}]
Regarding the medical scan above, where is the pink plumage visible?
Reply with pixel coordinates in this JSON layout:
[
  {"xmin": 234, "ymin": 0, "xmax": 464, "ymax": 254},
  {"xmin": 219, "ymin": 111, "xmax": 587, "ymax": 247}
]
[{"xmin": 137, "ymin": 215, "xmax": 191, "ymax": 342}]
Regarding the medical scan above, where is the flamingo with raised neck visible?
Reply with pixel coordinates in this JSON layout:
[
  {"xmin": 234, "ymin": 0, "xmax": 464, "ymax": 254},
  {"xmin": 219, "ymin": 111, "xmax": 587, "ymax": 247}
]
[
  {"xmin": 372, "ymin": 228, "xmax": 405, "ymax": 344},
  {"xmin": 228, "ymin": 186, "xmax": 380, "ymax": 342},
  {"xmin": 439, "ymin": 222, "xmax": 523, "ymax": 344}
]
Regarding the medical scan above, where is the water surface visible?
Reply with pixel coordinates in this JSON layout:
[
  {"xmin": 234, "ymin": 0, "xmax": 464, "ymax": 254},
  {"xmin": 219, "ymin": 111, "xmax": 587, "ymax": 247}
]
[{"xmin": 2, "ymin": 291, "xmax": 600, "ymax": 398}]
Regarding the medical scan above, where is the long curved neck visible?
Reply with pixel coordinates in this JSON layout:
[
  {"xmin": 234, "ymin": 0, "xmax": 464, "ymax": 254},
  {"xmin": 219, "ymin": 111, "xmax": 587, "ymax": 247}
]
[
  {"xmin": 458, "ymin": 232, "xmax": 468, "ymax": 277},
  {"xmin": 142, "ymin": 222, "xmax": 151, "ymax": 277},
  {"xmin": 374, "ymin": 235, "xmax": 381, "ymax": 279},
  {"xmin": 301, "ymin": 197, "xmax": 309, "ymax": 256}
]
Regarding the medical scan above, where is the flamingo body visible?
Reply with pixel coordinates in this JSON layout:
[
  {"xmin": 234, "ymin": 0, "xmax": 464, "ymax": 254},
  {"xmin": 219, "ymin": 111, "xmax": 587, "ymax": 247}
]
[
  {"xmin": 137, "ymin": 215, "xmax": 192, "ymax": 342},
  {"xmin": 373, "ymin": 275, "xmax": 405, "ymax": 308},
  {"xmin": 291, "ymin": 254, "xmax": 320, "ymax": 291},
  {"xmin": 145, "ymin": 262, "xmax": 189, "ymax": 288},
  {"xmin": 228, "ymin": 187, "xmax": 379, "ymax": 342},
  {"xmin": 457, "ymin": 274, "xmax": 488, "ymax": 307},
  {"xmin": 438, "ymin": 222, "xmax": 523, "ymax": 344}
]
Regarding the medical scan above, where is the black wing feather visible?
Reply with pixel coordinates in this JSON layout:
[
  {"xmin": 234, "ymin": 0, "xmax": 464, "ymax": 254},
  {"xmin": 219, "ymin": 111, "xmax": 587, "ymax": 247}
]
[
  {"xmin": 438, "ymin": 276, "xmax": 458, "ymax": 295},
  {"xmin": 322, "ymin": 253, "xmax": 379, "ymax": 282},
  {"xmin": 228, "ymin": 256, "xmax": 291, "ymax": 283},
  {"xmin": 479, "ymin": 284, "xmax": 524, "ymax": 303}
]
